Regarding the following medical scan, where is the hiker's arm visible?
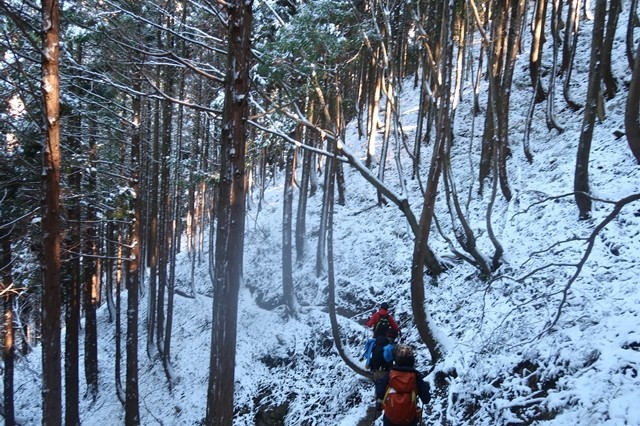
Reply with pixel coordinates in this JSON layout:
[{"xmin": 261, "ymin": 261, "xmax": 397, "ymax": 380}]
[{"xmin": 365, "ymin": 313, "xmax": 378, "ymax": 328}]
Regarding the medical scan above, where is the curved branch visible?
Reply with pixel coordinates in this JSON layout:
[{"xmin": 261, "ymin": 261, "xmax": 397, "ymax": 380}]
[{"xmin": 542, "ymin": 193, "xmax": 640, "ymax": 335}]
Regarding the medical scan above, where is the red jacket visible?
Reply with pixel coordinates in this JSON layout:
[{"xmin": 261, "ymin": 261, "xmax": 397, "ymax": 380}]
[{"xmin": 366, "ymin": 308, "xmax": 400, "ymax": 336}]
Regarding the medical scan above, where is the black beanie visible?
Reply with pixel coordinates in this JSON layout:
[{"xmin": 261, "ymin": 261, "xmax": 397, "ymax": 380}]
[{"xmin": 380, "ymin": 302, "xmax": 389, "ymax": 310}]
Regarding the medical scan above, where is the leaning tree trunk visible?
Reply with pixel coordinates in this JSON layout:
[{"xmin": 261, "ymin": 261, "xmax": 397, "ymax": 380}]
[
  {"xmin": 40, "ymin": 0, "xmax": 62, "ymax": 424},
  {"xmin": 576, "ymin": 0, "xmax": 607, "ymax": 219},
  {"xmin": 326, "ymin": 146, "xmax": 371, "ymax": 380}
]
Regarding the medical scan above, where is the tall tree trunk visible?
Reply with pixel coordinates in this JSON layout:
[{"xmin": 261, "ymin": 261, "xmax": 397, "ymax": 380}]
[
  {"xmin": 84, "ymin": 120, "xmax": 99, "ymax": 399},
  {"xmin": 366, "ymin": 49, "xmax": 382, "ymax": 168},
  {"xmin": 64, "ymin": 112, "xmax": 81, "ymax": 426},
  {"xmin": 40, "ymin": 1, "xmax": 62, "ymax": 423},
  {"xmin": 296, "ymin": 127, "xmax": 311, "ymax": 262},
  {"xmin": 113, "ymin": 218, "xmax": 125, "ymax": 404},
  {"xmin": 125, "ymin": 77, "xmax": 143, "ymax": 426},
  {"xmin": 146, "ymin": 96, "xmax": 161, "ymax": 355},
  {"xmin": 205, "ymin": 1, "xmax": 252, "ymax": 424},
  {"xmin": 1, "ymin": 229, "xmax": 16, "ymax": 426},
  {"xmin": 576, "ymin": 0, "xmax": 607, "ymax": 219},
  {"xmin": 282, "ymin": 146, "xmax": 296, "ymax": 315}
]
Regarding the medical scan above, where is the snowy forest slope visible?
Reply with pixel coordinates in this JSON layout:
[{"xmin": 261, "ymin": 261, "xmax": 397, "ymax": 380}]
[{"xmin": 11, "ymin": 1, "xmax": 640, "ymax": 426}]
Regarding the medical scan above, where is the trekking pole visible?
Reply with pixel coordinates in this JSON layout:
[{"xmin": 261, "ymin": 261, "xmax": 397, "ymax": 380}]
[{"xmin": 418, "ymin": 401, "xmax": 425, "ymax": 426}]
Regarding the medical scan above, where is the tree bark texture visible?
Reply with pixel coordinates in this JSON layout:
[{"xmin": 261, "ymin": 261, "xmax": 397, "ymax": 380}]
[
  {"xmin": 205, "ymin": 1, "xmax": 252, "ymax": 424},
  {"xmin": 40, "ymin": 1, "xmax": 62, "ymax": 424}
]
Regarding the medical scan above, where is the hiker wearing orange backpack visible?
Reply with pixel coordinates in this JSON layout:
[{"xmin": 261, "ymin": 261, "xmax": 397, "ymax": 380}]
[{"xmin": 374, "ymin": 345, "xmax": 430, "ymax": 426}]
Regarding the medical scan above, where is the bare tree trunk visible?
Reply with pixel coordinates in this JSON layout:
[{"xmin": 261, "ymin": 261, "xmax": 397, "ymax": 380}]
[
  {"xmin": 625, "ymin": 39, "xmax": 640, "ymax": 163},
  {"xmin": 562, "ymin": 0, "xmax": 581, "ymax": 73},
  {"xmin": 84, "ymin": 121, "xmax": 99, "ymax": 399},
  {"xmin": 282, "ymin": 146, "xmax": 296, "ymax": 315},
  {"xmin": 105, "ymin": 219, "xmax": 116, "ymax": 321},
  {"xmin": 63, "ymin": 67, "xmax": 82, "ymax": 423},
  {"xmin": 366, "ymin": 49, "xmax": 382, "ymax": 168},
  {"xmin": 602, "ymin": 0, "xmax": 620, "ymax": 99},
  {"xmin": 561, "ymin": 0, "xmax": 582, "ymax": 108},
  {"xmin": 316, "ymin": 146, "xmax": 331, "ymax": 276},
  {"xmin": 575, "ymin": 0, "xmax": 607, "ymax": 219},
  {"xmin": 157, "ymin": 88, "xmax": 174, "ymax": 358},
  {"xmin": 205, "ymin": 1, "xmax": 252, "ymax": 424},
  {"xmin": 40, "ymin": 1, "xmax": 62, "ymax": 423},
  {"xmin": 296, "ymin": 128, "xmax": 311, "ymax": 262},
  {"xmin": 113, "ymin": 217, "xmax": 125, "ymax": 404},
  {"xmin": 125, "ymin": 77, "xmax": 143, "ymax": 426},
  {"xmin": 326, "ymin": 147, "xmax": 370, "ymax": 380},
  {"xmin": 627, "ymin": 0, "xmax": 639, "ymax": 69},
  {"xmin": 530, "ymin": 0, "xmax": 548, "ymax": 102},
  {"xmin": 547, "ymin": 0, "xmax": 565, "ymax": 132},
  {"xmin": 146, "ymin": 96, "xmax": 160, "ymax": 356}
]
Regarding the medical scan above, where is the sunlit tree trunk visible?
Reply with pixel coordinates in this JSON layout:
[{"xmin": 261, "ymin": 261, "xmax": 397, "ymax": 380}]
[
  {"xmin": 40, "ymin": 1, "xmax": 62, "ymax": 423},
  {"xmin": 1, "ymin": 228, "xmax": 16, "ymax": 426}
]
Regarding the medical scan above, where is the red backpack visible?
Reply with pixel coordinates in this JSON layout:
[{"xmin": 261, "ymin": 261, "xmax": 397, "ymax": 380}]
[{"xmin": 382, "ymin": 370, "xmax": 419, "ymax": 425}]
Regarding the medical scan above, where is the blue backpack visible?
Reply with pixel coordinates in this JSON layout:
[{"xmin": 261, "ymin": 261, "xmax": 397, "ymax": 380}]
[{"xmin": 364, "ymin": 337, "xmax": 394, "ymax": 371}]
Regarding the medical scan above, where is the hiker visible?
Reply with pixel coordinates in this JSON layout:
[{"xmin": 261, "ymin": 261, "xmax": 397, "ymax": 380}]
[
  {"xmin": 366, "ymin": 302, "xmax": 401, "ymax": 339},
  {"xmin": 375, "ymin": 345, "xmax": 430, "ymax": 426},
  {"xmin": 363, "ymin": 335, "xmax": 394, "ymax": 373}
]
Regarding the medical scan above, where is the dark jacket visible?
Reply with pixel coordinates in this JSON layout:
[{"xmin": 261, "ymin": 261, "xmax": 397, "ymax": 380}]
[
  {"xmin": 366, "ymin": 308, "xmax": 401, "ymax": 337},
  {"xmin": 375, "ymin": 366, "xmax": 430, "ymax": 426}
]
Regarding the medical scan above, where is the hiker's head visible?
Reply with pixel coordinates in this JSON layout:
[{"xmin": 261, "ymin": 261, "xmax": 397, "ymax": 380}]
[
  {"xmin": 395, "ymin": 344, "xmax": 415, "ymax": 367},
  {"xmin": 380, "ymin": 302, "xmax": 389, "ymax": 310}
]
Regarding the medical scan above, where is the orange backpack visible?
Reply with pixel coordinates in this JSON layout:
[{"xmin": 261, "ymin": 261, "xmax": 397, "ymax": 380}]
[{"xmin": 382, "ymin": 370, "xmax": 419, "ymax": 425}]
